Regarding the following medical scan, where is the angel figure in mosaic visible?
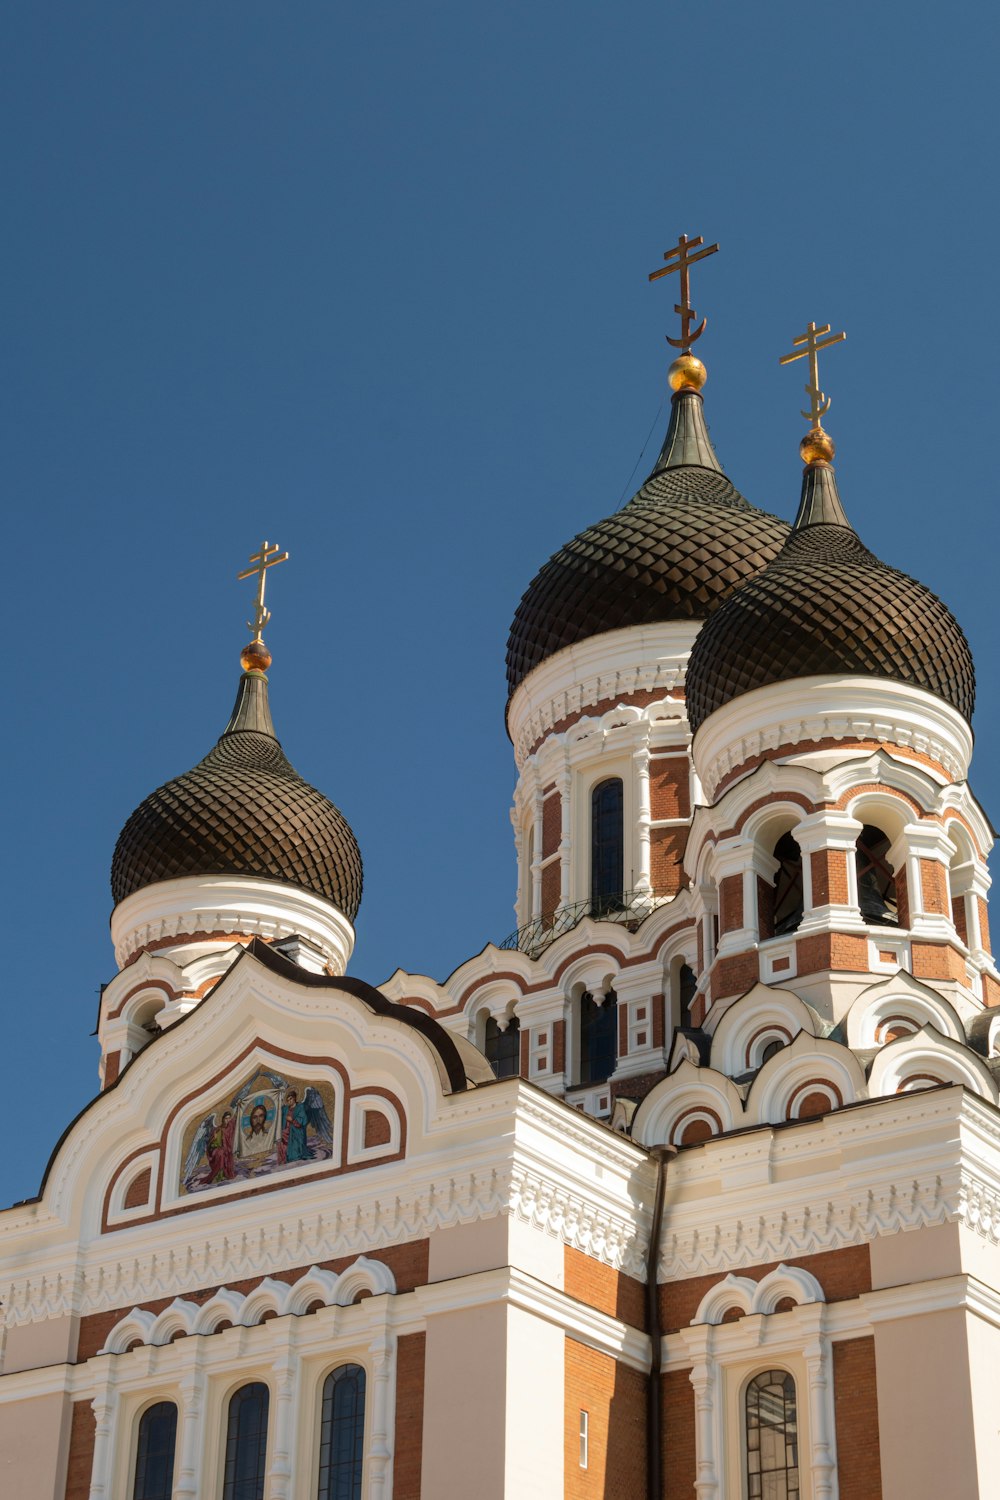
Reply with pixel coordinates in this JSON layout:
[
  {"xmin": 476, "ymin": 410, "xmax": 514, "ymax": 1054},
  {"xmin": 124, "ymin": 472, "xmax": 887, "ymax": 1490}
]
[{"xmin": 277, "ymin": 1086, "xmax": 333, "ymax": 1164}]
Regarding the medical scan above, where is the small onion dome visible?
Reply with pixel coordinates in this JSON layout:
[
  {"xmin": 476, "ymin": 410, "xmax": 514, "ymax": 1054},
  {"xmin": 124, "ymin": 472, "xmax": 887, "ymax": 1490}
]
[
  {"xmin": 686, "ymin": 460, "xmax": 975, "ymax": 733},
  {"xmin": 111, "ymin": 668, "xmax": 363, "ymax": 921},
  {"xmin": 505, "ymin": 386, "xmax": 790, "ymax": 700}
]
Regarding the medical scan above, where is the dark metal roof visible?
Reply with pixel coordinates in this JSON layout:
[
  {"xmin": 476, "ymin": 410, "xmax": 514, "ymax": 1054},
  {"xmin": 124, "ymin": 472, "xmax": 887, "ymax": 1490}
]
[
  {"xmin": 111, "ymin": 673, "xmax": 363, "ymax": 920},
  {"xmin": 505, "ymin": 390, "xmax": 790, "ymax": 699},
  {"xmin": 686, "ymin": 464, "xmax": 976, "ymax": 732}
]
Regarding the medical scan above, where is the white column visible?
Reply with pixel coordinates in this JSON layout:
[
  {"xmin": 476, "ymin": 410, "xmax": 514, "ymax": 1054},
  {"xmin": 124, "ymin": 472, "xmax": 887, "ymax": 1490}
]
[
  {"xmin": 557, "ymin": 766, "xmax": 572, "ymax": 907},
  {"xmin": 802, "ymin": 1311, "xmax": 838, "ymax": 1500},
  {"xmin": 531, "ymin": 787, "xmax": 544, "ymax": 920},
  {"xmin": 634, "ymin": 743, "xmax": 652, "ymax": 897},
  {"xmin": 86, "ymin": 1365, "xmax": 119, "ymax": 1500},
  {"xmin": 269, "ymin": 1338, "xmax": 301, "ymax": 1500},
  {"xmin": 175, "ymin": 1355, "xmax": 207, "ymax": 1500},
  {"xmin": 689, "ymin": 1356, "xmax": 721, "ymax": 1500},
  {"xmin": 367, "ymin": 1322, "xmax": 397, "ymax": 1500},
  {"xmin": 952, "ymin": 860, "xmax": 993, "ymax": 967}
]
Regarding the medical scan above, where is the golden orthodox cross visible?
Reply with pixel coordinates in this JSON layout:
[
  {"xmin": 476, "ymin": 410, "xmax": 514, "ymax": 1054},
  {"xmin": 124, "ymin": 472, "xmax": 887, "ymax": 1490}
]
[
  {"xmin": 648, "ymin": 233, "xmax": 720, "ymax": 351},
  {"xmin": 779, "ymin": 321, "xmax": 846, "ymax": 427},
  {"xmin": 238, "ymin": 540, "xmax": 289, "ymax": 642}
]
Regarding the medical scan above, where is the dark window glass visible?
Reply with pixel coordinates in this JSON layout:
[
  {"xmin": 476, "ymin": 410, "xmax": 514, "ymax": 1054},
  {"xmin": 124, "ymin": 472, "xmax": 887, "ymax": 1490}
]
[
  {"xmin": 761, "ymin": 1039, "xmax": 784, "ymax": 1065},
  {"xmin": 591, "ymin": 779, "xmax": 624, "ymax": 916},
  {"xmin": 772, "ymin": 832, "xmax": 804, "ymax": 935},
  {"xmin": 133, "ymin": 1402, "xmax": 177, "ymax": 1500},
  {"xmin": 223, "ymin": 1382, "xmax": 269, "ymax": 1500},
  {"xmin": 484, "ymin": 1016, "xmax": 520, "ymax": 1079},
  {"xmin": 579, "ymin": 991, "xmax": 617, "ymax": 1085},
  {"xmin": 678, "ymin": 965, "xmax": 697, "ymax": 1029},
  {"xmin": 317, "ymin": 1364, "xmax": 366, "ymax": 1500},
  {"xmin": 856, "ymin": 826, "xmax": 897, "ymax": 926},
  {"xmin": 745, "ymin": 1369, "xmax": 799, "ymax": 1499}
]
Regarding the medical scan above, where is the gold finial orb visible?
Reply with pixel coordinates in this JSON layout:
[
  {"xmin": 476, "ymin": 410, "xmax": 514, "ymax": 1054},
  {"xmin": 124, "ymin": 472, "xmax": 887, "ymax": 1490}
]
[
  {"xmin": 800, "ymin": 426, "xmax": 835, "ymax": 465},
  {"xmin": 241, "ymin": 639, "xmax": 272, "ymax": 674},
  {"xmin": 668, "ymin": 354, "xmax": 707, "ymax": 393}
]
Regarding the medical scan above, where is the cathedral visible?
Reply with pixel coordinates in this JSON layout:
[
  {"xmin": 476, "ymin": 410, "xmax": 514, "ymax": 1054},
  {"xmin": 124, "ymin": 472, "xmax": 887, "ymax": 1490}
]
[{"xmin": 2, "ymin": 235, "xmax": 999, "ymax": 1499}]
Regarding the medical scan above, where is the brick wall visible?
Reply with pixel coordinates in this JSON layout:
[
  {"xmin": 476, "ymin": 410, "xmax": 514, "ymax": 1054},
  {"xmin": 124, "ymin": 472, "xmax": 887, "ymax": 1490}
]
[
  {"xmin": 810, "ymin": 849, "xmax": 849, "ymax": 906},
  {"xmin": 542, "ymin": 790, "xmax": 561, "ymax": 859},
  {"xmin": 919, "ymin": 859, "xmax": 950, "ymax": 916},
  {"xmin": 64, "ymin": 1400, "xmax": 95, "ymax": 1500},
  {"xmin": 651, "ymin": 827, "xmax": 687, "ymax": 895},
  {"xmin": 719, "ymin": 875, "xmax": 743, "ymax": 935},
  {"xmin": 833, "ymin": 1336, "xmax": 882, "ymax": 1499},
  {"xmin": 541, "ymin": 861, "xmax": 561, "ymax": 916},
  {"xmin": 710, "ymin": 951, "xmax": 759, "ymax": 1002},
  {"xmin": 911, "ymin": 941, "xmax": 967, "ymax": 981},
  {"xmin": 661, "ymin": 1368, "xmax": 696, "ymax": 1500},
  {"xmin": 795, "ymin": 932, "xmax": 869, "ymax": 976},
  {"xmin": 564, "ymin": 1338, "xmax": 645, "ymax": 1500},
  {"xmin": 392, "ymin": 1330, "xmax": 425, "ymax": 1499},
  {"xmin": 650, "ymin": 756, "xmax": 691, "ymax": 821},
  {"xmin": 564, "ymin": 1245, "xmax": 645, "ymax": 1329},
  {"xmin": 123, "ymin": 1168, "xmax": 151, "ymax": 1209}
]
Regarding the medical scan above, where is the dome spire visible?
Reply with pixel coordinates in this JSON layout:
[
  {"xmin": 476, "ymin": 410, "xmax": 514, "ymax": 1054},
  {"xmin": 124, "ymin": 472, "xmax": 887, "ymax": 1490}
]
[
  {"xmin": 237, "ymin": 538, "xmax": 288, "ymax": 676},
  {"xmin": 779, "ymin": 320, "xmax": 851, "ymax": 529},
  {"xmin": 647, "ymin": 231, "xmax": 724, "ymax": 474}
]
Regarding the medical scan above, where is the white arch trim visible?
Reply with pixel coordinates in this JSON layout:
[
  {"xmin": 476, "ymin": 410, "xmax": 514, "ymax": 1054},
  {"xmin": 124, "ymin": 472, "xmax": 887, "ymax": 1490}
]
[
  {"xmin": 846, "ymin": 972, "xmax": 966, "ymax": 1049},
  {"xmin": 100, "ymin": 1255, "xmax": 397, "ymax": 1353},
  {"xmin": 867, "ymin": 1025, "xmax": 999, "ymax": 1103},
  {"xmin": 693, "ymin": 1263, "xmax": 826, "ymax": 1326}
]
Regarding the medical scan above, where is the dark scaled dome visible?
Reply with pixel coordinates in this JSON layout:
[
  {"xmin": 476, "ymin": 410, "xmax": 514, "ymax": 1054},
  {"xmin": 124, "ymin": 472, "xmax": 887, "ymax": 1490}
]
[
  {"xmin": 686, "ymin": 461, "xmax": 976, "ymax": 732},
  {"xmin": 111, "ymin": 670, "xmax": 363, "ymax": 921},
  {"xmin": 506, "ymin": 388, "xmax": 790, "ymax": 699}
]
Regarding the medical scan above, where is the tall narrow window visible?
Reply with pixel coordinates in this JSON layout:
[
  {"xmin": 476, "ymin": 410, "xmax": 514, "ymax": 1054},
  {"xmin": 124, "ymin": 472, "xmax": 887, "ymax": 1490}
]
[
  {"xmin": 772, "ymin": 831, "xmax": 804, "ymax": 935},
  {"xmin": 484, "ymin": 1016, "xmax": 520, "ymax": 1079},
  {"xmin": 317, "ymin": 1364, "xmax": 366, "ymax": 1500},
  {"xmin": 223, "ymin": 1382, "xmax": 270, "ymax": 1500},
  {"xmin": 579, "ymin": 991, "xmax": 617, "ymax": 1085},
  {"xmin": 132, "ymin": 1402, "xmax": 177, "ymax": 1500},
  {"xmin": 856, "ymin": 825, "xmax": 897, "ymax": 926},
  {"xmin": 678, "ymin": 964, "xmax": 697, "ymax": 1029},
  {"xmin": 745, "ymin": 1369, "xmax": 799, "ymax": 1499},
  {"xmin": 591, "ymin": 779, "xmax": 624, "ymax": 916}
]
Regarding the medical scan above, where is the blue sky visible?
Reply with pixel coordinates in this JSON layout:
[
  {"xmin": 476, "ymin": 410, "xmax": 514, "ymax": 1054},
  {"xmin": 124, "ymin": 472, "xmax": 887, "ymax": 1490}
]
[{"xmin": 2, "ymin": 0, "xmax": 998, "ymax": 1207}]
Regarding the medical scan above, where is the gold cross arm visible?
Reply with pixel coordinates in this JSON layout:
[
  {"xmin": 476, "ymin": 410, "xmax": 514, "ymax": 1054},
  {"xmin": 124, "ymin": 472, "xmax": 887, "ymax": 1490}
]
[
  {"xmin": 238, "ymin": 540, "xmax": 289, "ymax": 642},
  {"xmin": 648, "ymin": 232, "xmax": 719, "ymax": 352},
  {"xmin": 779, "ymin": 321, "xmax": 846, "ymax": 427}
]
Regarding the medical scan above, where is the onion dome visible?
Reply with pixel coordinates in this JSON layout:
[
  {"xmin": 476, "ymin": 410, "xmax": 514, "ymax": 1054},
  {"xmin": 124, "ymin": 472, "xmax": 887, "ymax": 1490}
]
[
  {"xmin": 686, "ymin": 444, "xmax": 976, "ymax": 733},
  {"xmin": 505, "ymin": 368, "xmax": 790, "ymax": 699},
  {"xmin": 111, "ymin": 662, "xmax": 363, "ymax": 922}
]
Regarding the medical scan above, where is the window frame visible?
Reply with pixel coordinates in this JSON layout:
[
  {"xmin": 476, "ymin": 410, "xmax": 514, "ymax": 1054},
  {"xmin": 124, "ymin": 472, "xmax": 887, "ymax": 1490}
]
[
  {"xmin": 315, "ymin": 1361, "xmax": 367, "ymax": 1500},
  {"xmin": 221, "ymin": 1379, "xmax": 271, "ymax": 1500},
  {"xmin": 129, "ymin": 1397, "xmax": 179, "ymax": 1500}
]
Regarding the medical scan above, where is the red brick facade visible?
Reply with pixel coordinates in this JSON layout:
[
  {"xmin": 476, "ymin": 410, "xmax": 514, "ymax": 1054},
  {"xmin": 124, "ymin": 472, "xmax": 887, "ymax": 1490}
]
[
  {"xmin": 64, "ymin": 1401, "xmax": 96, "ymax": 1500},
  {"xmin": 564, "ymin": 1338, "xmax": 645, "ymax": 1500},
  {"xmin": 392, "ymin": 1331, "xmax": 426, "ymax": 1499},
  {"xmin": 832, "ymin": 1336, "xmax": 882, "ymax": 1498}
]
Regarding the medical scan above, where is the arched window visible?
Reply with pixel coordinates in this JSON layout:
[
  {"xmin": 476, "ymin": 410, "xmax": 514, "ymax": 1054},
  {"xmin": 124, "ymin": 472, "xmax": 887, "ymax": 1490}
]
[
  {"xmin": 745, "ymin": 1369, "xmax": 799, "ymax": 1498},
  {"xmin": 772, "ymin": 832, "xmax": 804, "ymax": 935},
  {"xmin": 132, "ymin": 1401, "xmax": 177, "ymax": 1500},
  {"xmin": 678, "ymin": 964, "xmax": 697, "ymax": 1030},
  {"xmin": 591, "ymin": 779, "xmax": 624, "ymax": 916},
  {"xmin": 579, "ymin": 991, "xmax": 617, "ymax": 1085},
  {"xmin": 317, "ymin": 1364, "xmax": 366, "ymax": 1500},
  {"xmin": 856, "ymin": 825, "xmax": 897, "ymax": 926},
  {"xmin": 484, "ymin": 1016, "xmax": 520, "ymax": 1079},
  {"xmin": 223, "ymin": 1382, "xmax": 270, "ymax": 1500}
]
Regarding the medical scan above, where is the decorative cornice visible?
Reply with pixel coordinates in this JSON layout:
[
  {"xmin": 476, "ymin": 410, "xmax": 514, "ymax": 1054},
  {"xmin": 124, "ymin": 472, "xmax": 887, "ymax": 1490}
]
[
  {"xmin": 693, "ymin": 677, "xmax": 972, "ymax": 804},
  {"xmin": 507, "ymin": 623, "xmax": 698, "ymax": 768}
]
